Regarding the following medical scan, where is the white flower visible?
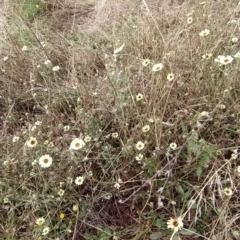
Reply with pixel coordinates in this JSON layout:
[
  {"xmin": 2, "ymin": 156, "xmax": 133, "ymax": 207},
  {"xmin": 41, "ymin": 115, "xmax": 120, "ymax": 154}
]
[
  {"xmin": 169, "ymin": 142, "xmax": 177, "ymax": 150},
  {"xmin": 63, "ymin": 125, "xmax": 70, "ymax": 131},
  {"xmin": 52, "ymin": 65, "xmax": 60, "ymax": 71},
  {"xmin": 142, "ymin": 125, "xmax": 150, "ymax": 133},
  {"xmin": 237, "ymin": 165, "xmax": 240, "ymax": 173},
  {"xmin": 75, "ymin": 176, "xmax": 84, "ymax": 185},
  {"xmin": 112, "ymin": 132, "xmax": 119, "ymax": 138},
  {"xmin": 135, "ymin": 141, "xmax": 145, "ymax": 150},
  {"xmin": 187, "ymin": 17, "xmax": 193, "ymax": 24},
  {"xmin": 58, "ymin": 189, "xmax": 65, "ymax": 197},
  {"xmin": 167, "ymin": 73, "xmax": 174, "ymax": 81},
  {"xmin": 84, "ymin": 135, "xmax": 91, "ymax": 142},
  {"xmin": 142, "ymin": 59, "xmax": 150, "ymax": 66},
  {"xmin": 136, "ymin": 93, "xmax": 143, "ymax": 101},
  {"xmin": 223, "ymin": 188, "xmax": 233, "ymax": 197},
  {"xmin": 12, "ymin": 136, "xmax": 19, "ymax": 143},
  {"xmin": 41, "ymin": 41, "xmax": 46, "ymax": 47},
  {"xmin": 114, "ymin": 43, "xmax": 125, "ymax": 54},
  {"xmin": 26, "ymin": 137, "xmax": 38, "ymax": 148},
  {"xmin": 202, "ymin": 53, "xmax": 212, "ymax": 59},
  {"xmin": 36, "ymin": 217, "xmax": 45, "ymax": 226},
  {"xmin": 215, "ymin": 55, "xmax": 234, "ymax": 65},
  {"xmin": 69, "ymin": 138, "xmax": 85, "ymax": 150},
  {"xmin": 199, "ymin": 29, "xmax": 210, "ymax": 36},
  {"xmin": 42, "ymin": 226, "xmax": 50, "ymax": 235},
  {"xmin": 135, "ymin": 153, "xmax": 143, "ymax": 161},
  {"xmin": 35, "ymin": 121, "xmax": 42, "ymax": 126},
  {"xmin": 152, "ymin": 63, "xmax": 164, "ymax": 71},
  {"xmin": 21, "ymin": 46, "xmax": 28, "ymax": 51},
  {"xmin": 167, "ymin": 217, "xmax": 183, "ymax": 232},
  {"xmin": 114, "ymin": 182, "xmax": 120, "ymax": 189},
  {"xmin": 39, "ymin": 154, "xmax": 53, "ymax": 168},
  {"xmin": 3, "ymin": 56, "xmax": 8, "ymax": 61},
  {"xmin": 232, "ymin": 37, "xmax": 238, "ymax": 43},
  {"xmin": 44, "ymin": 59, "xmax": 51, "ymax": 65}
]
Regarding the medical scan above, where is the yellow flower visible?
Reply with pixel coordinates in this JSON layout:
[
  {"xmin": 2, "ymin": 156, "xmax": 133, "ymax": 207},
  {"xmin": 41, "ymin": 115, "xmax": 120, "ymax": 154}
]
[
  {"xmin": 167, "ymin": 216, "xmax": 183, "ymax": 232},
  {"xmin": 73, "ymin": 204, "xmax": 79, "ymax": 211},
  {"xmin": 59, "ymin": 213, "xmax": 65, "ymax": 220}
]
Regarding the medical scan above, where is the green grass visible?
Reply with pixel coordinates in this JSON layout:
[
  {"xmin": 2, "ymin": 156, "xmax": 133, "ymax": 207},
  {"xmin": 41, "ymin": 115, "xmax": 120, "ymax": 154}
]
[{"xmin": 1, "ymin": 0, "xmax": 240, "ymax": 239}]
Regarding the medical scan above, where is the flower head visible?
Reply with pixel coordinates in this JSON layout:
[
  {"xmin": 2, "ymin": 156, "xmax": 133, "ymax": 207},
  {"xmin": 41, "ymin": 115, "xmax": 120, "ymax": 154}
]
[
  {"xmin": 199, "ymin": 29, "xmax": 210, "ymax": 37},
  {"xmin": 26, "ymin": 137, "xmax": 38, "ymax": 148},
  {"xmin": 73, "ymin": 204, "xmax": 79, "ymax": 211},
  {"xmin": 112, "ymin": 132, "xmax": 119, "ymax": 138},
  {"xmin": 52, "ymin": 65, "xmax": 60, "ymax": 71},
  {"xmin": 42, "ymin": 226, "xmax": 50, "ymax": 236},
  {"xmin": 135, "ymin": 153, "xmax": 143, "ymax": 161},
  {"xmin": 169, "ymin": 142, "xmax": 177, "ymax": 150},
  {"xmin": 84, "ymin": 135, "xmax": 91, "ymax": 142},
  {"xmin": 187, "ymin": 17, "xmax": 193, "ymax": 24},
  {"xmin": 75, "ymin": 176, "xmax": 84, "ymax": 185},
  {"xmin": 142, "ymin": 59, "xmax": 150, "ymax": 66},
  {"xmin": 223, "ymin": 187, "xmax": 233, "ymax": 197},
  {"xmin": 232, "ymin": 37, "xmax": 238, "ymax": 43},
  {"xmin": 39, "ymin": 154, "xmax": 53, "ymax": 168},
  {"xmin": 215, "ymin": 55, "xmax": 234, "ymax": 65},
  {"xmin": 234, "ymin": 52, "xmax": 240, "ymax": 58},
  {"xmin": 69, "ymin": 138, "xmax": 85, "ymax": 150},
  {"xmin": 167, "ymin": 73, "xmax": 174, "ymax": 81},
  {"xmin": 136, "ymin": 93, "xmax": 143, "ymax": 101},
  {"xmin": 21, "ymin": 45, "xmax": 28, "ymax": 51},
  {"xmin": 142, "ymin": 125, "xmax": 150, "ymax": 133},
  {"xmin": 36, "ymin": 217, "xmax": 45, "ymax": 227},
  {"xmin": 114, "ymin": 182, "xmax": 120, "ymax": 189},
  {"xmin": 59, "ymin": 213, "xmax": 65, "ymax": 220},
  {"xmin": 202, "ymin": 53, "xmax": 212, "ymax": 59},
  {"xmin": 58, "ymin": 189, "xmax": 65, "ymax": 197},
  {"xmin": 167, "ymin": 216, "xmax": 183, "ymax": 232},
  {"xmin": 135, "ymin": 141, "xmax": 145, "ymax": 150},
  {"xmin": 12, "ymin": 136, "xmax": 20, "ymax": 143},
  {"xmin": 152, "ymin": 63, "xmax": 164, "ymax": 72}
]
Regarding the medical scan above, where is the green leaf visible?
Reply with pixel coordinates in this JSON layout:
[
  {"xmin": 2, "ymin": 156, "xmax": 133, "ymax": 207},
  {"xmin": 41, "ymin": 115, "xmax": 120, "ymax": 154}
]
[
  {"xmin": 149, "ymin": 232, "xmax": 163, "ymax": 240},
  {"xmin": 176, "ymin": 183, "xmax": 185, "ymax": 195},
  {"xmin": 196, "ymin": 166, "xmax": 203, "ymax": 180},
  {"xmin": 155, "ymin": 218, "xmax": 164, "ymax": 229}
]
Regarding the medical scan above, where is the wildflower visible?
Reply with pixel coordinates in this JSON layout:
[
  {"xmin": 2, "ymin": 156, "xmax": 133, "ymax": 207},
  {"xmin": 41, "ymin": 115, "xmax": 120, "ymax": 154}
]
[
  {"xmin": 35, "ymin": 121, "xmax": 42, "ymax": 126},
  {"xmin": 237, "ymin": 166, "xmax": 240, "ymax": 173},
  {"xmin": 88, "ymin": 171, "xmax": 93, "ymax": 177},
  {"xmin": 136, "ymin": 93, "xmax": 143, "ymax": 101},
  {"xmin": 36, "ymin": 217, "xmax": 45, "ymax": 227},
  {"xmin": 202, "ymin": 53, "xmax": 212, "ymax": 59},
  {"xmin": 114, "ymin": 182, "xmax": 120, "ymax": 189},
  {"xmin": 142, "ymin": 125, "xmax": 150, "ymax": 133},
  {"xmin": 187, "ymin": 17, "xmax": 193, "ymax": 24},
  {"xmin": 135, "ymin": 153, "xmax": 143, "ymax": 161},
  {"xmin": 167, "ymin": 216, "xmax": 183, "ymax": 232},
  {"xmin": 232, "ymin": 37, "xmax": 238, "ymax": 43},
  {"xmin": 135, "ymin": 141, "xmax": 145, "ymax": 150},
  {"xmin": 67, "ymin": 177, "xmax": 73, "ymax": 184},
  {"xmin": 142, "ymin": 59, "xmax": 150, "ymax": 66},
  {"xmin": 21, "ymin": 45, "xmax": 28, "ymax": 51},
  {"xmin": 3, "ymin": 56, "xmax": 8, "ymax": 61},
  {"xmin": 112, "ymin": 132, "xmax": 119, "ymax": 138},
  {"xmin": 42, "ymin": 226, "xmax": 50, "ymax": 236},
  {"xmin": 234, "ymin": 52, "xmax": 240, "ymax": 58},
  {"xmin": 39, "ymin": 154, "xmax": 53, "ymax": 168},
  {"xmin": 200, "ymin": 111, "xmax": 210, "ymax": 118},
  {"xmin": 63, "ymin": 125, "xmax": 70, "ymax": 131},
  {"xmin": 40, "ymin": 41, "xmax": 46, "ymax": 47},
  {"xmin": 26, "ymin": 137, "xmax": 38, "ymax": 148},
  {"xmin": 12, "ymin": 136, "xmax": 19, "ymax": 143},
  {"xmin": 59, "ymin": 213, "xmax": 65, "ymax": 220},
  {"xmin": 215, "ymin": 55, "xmax": 234, "ymax": 65},
  {"xmin": 217, "ymin": 104, "xmax": 226, "ymax": 109},
  {"xmin": 231, "ymin": 153, "xmax": 238, "ymax": 160},
  {"xmin": 148, "ymin": 117, "xmax": 155, "ymax": 123},
  {"xmin": 58, "ymin": 189, "xmax": 65, "ymax": 197},
  {"xmin": 84, "ymin": 135, "xmax": 91, "ymax": 142},
  {"xmin": 169, "ymin": 142, "xmax": 177, "ymax": 150},
  {"xmin": 223, "ymin": 187, "xmax": 233, "ymax": 197},
  {"xmin": 72, "ymin": 204, "xmax": 79, "ymax": 211},
  {"xmin": 52, "ymin": 65, "xmax": 60, "ymax": 71},
  {"xmin": 69, "ymin": 138, "xmax": 85, "ymax": 150},
  {"xmin": 167, "ymin": 73, "xmax": 174, "ymax": 81},
  {"xmin": 44, "ymin": 60, "xmax": 51, "ymax": 65},
  {"xmin": 3, "ymin": 197, "xmax": 10, "ymax": 204},
  {"xmin": 199, "ymin": 29, "xmax": 210, "ymax": 36},
  {"xmin": 75, "ymin": 176, "xmax": 84, "ymax": 185},
  {"xmin": 152, "ymin": 63, "xmax": 164, "ymax": 72},
  {"xmin": 31, "ymin": 125, "xmax": 37, "ymax": 132},
  {"xmin": 114, "ymin": 43, "xmax": 125, "ymax": 54}
]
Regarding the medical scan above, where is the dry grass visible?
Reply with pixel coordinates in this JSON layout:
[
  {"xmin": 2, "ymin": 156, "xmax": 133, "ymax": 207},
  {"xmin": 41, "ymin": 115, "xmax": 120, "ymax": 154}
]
[{"xmin": 1, "ymin": 0, "xmax": 240, "ymax": 239}]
